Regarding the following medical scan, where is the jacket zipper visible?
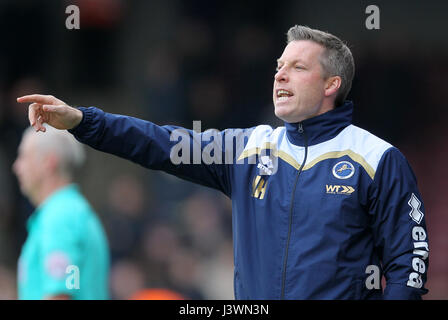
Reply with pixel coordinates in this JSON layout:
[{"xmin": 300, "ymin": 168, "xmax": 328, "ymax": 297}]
[{"xmin": 280, "ymin": 122, "xmax": 308, "ymax": 299}]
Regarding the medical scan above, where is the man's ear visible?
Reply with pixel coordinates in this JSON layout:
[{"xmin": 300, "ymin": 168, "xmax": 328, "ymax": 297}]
[
  {"xmin": 324, "ymin": 76, "xmax": 342, "ymax": 97},
  {"xmin": 45, "ymin": 153, "xmax": 60, "ymax": 173}
]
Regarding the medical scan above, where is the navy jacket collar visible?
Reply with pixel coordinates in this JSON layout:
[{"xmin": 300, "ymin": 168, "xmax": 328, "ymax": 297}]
[{"xmin": 285, "ymin": 101, "xmax": 353, "ymax": 147}]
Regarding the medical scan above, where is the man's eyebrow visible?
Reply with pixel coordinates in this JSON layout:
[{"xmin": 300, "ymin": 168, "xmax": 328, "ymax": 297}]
[{"xmin": 276, "ymin": 59, "xmax": 307, "ymax": 65}]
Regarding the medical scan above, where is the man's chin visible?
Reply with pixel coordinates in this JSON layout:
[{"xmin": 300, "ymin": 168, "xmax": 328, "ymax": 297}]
[
  {"xmin": 18, "ymin": 183, "xmax": 31, "ymax": 199},
  {"xmin": 274, "ymin": 106, "xmax": 295, "ymax": 123}
]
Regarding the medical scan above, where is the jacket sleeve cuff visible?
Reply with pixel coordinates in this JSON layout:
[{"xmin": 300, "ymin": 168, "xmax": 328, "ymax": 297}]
[
  {"xmin": 383, "ymin": 283, "xmax": 427, "ymax": 300},
  {"xmin": 68, "ymin": 106, "xmax": 99, "ymax": 140}
]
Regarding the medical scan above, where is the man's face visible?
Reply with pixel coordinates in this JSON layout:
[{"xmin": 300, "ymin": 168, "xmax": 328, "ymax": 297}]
[
  {"xmin": 13, "ymin": 133, "xmax": 43, "ymax": 201},
  {"xmin": 273, "ymin": 40, "xmax": 329, "ymax": 123}
]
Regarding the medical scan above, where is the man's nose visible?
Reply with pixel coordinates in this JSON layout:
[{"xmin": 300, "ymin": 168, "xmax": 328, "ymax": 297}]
[
  {"xmin": 12, "ymin": 158, "xmax": 19, "ymax": 175},
  {"xmin": 274, "ymin": 67, "xmax": 288, "ymax": 82}
]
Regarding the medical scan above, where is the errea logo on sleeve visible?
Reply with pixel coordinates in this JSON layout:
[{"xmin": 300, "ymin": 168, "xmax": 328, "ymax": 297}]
[
  {"xmin": 407, "ymin": 226, "xmax": 429, "ymax": 289},
  {"xmin": 408, "ymin": 193, "xmax": 424, "ymax": 224}
]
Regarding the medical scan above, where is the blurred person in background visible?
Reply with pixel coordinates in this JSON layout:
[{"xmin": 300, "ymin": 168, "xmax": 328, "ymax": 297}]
[
  {"xmin": 104, "ymin": 174, "xmax": 147, "ymax": 263},
  {"xmin": 140, "ymin": 222, "xmax": 182, "ymax": 290},
  {"xmin": 109, "ymin": 259, "xmax": 145, "ymax": 300},
  {"xmin": 12, "ymin": 125, "xmax": 109, "ymax": 299},
  {"xmin": 18, "ymin": 25, "xmax": 429, "ymax": 300},
  {"xmin": 0, "ymin": 265, "xmax": 17, "ymax": 299},
  {"xmin": 130, "ymin": 288, "xmax": 185, "ymax": 300},
  {"xmin": 197, "ymin": 240, "xmax": 234, "ymax": 300},
  {"xmin": 180, "ymin": 191, "xmax": 230, "ymax": 258}
]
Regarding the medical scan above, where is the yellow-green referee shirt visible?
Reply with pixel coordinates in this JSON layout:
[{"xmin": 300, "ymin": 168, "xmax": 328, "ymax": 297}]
[{"xmin": 18, "ymin": 184, "xmax": 110, "ymax": 299}]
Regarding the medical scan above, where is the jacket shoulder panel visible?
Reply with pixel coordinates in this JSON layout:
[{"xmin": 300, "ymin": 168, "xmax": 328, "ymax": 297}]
[
  {"xmin": 237, "ymin": 125, "xmax": 284, "ymax": 161},
  {"xmin": 273, "ymin": 124, "xmax": 393, "ymax": 179},
  {"xmin": 305, "ymin": 125, "xmax": 393, "ymax": 179}
]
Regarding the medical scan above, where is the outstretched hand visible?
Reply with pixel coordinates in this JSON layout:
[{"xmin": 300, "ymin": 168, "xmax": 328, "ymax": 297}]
[{"xmin": 17, "ymin": 94, "xmax": 83, "ymax": 132}]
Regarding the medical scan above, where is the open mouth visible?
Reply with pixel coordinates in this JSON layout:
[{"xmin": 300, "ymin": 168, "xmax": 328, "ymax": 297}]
[{"xmin": 276, "ymin": 89, "xmax": 293, "ymax": 102}]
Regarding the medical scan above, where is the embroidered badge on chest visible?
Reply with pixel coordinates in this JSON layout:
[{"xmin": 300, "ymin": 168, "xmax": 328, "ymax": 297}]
[
  {"xmin": 332, "ymin": 161, "xmax": 355, "ymax": 179},
  {"xmin": 257, "ymin": 155, "xmax": 275, "ymax": 176}
]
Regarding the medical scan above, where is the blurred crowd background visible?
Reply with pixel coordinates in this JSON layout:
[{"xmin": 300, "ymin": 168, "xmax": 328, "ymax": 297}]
[{"xmin": 0, "ymin": 0, "xmax": 447, "ymax": 299}]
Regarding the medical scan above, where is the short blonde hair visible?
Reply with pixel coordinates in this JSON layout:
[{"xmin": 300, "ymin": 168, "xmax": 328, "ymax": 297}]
[{"xmin": 287, "ymin": 25, "xmax": 355, "ymax": 106}]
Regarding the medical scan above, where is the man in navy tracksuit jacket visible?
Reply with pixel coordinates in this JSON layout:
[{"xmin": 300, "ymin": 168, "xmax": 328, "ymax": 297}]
[{"xmin": 19, "ymin": 25, "xmax": 428, "ymax": 299}]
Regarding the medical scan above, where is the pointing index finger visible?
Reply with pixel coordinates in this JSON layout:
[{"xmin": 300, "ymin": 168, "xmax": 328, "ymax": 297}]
[{"xmin": 17, "ymin": 94, "xmax": 56, "ymax": 105}]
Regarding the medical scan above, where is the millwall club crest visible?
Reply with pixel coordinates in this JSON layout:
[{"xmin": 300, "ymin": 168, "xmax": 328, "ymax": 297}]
[
  {"xmin": 332, "ymin": 161, "xmax": 355, "ymax": 179},
  {"xmin": 257, "ymin": 155, "xmax": 274, "ymax": 176}
]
